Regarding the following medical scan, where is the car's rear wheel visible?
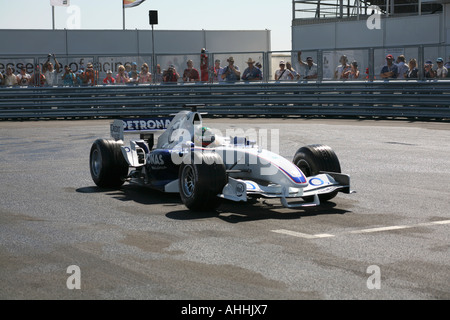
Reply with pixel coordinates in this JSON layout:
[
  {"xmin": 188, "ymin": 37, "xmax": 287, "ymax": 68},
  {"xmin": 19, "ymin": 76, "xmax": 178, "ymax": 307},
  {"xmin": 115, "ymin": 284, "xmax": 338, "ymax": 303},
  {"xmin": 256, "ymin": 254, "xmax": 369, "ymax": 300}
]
[
  {"xmin": 90, "ymin": 139, "xmax": 129, "ymax": 188},
  {"xmin": 179, "ymin": 151, "xmax": 227, "ymax": 211},
  {"xmin": 293, "ymin": 144, "xmax": 341, "ymax": 201}
]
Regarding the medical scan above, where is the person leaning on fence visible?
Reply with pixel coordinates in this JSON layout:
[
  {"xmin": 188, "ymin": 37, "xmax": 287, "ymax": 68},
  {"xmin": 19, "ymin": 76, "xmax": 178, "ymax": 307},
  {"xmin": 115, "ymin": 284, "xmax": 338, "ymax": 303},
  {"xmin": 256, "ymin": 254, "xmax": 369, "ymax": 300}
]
[
  {"xmin": 183, "ymin": 60, "xmax": 200, "ymax": 82},
  {"xmin": 43, "ymin": 54, "xmax": 60, "ymax": 86},
  {"xmin": 222, "ymin": 57, "xmax": 240, "ymax": 82},
  {"xmin": 61, "ymin": 65, "xmax": 76, "ymax": 86},
  {"xmin": 335, "ymin": 55, "xmax": 350, "ymax": 80},
  {"xmin": 129, "ymin": 62, "xmax": 138, "ymax": 78},
  {"xmin": 84, "ymin": 63, "xmax": 98, "ymax": 86},
  {"xmin": 435, "ymin": 57, "xmax": 448, "ymax": 79},
  {"xmin": 344, "ymin": 61, "xmax": 360, "ymax": 80},
  {"xmin": 423, "ymin": 60, "xmax": 435, "ymax": 79},
  {"xmin": 74, "ymin": 70, "xmax": 84, "ymax": 86},
  {"xmin": 212, "ymin": 59, "xmax": 223, "ymax": 82},
  {"xmin": 405, "ymin": 59, "xmax": 418, "ymax": 79},
  {"xmin": 138, "ymin": 63, "xmax": 152, "ymax": 84},
  {"xmin": 103, "ymin": 70, "xmax": 115, "ymax": 85},
  {"xmin": 297, "ymin": 51, "xmax": 318, "ymax": 80},
  {"xmin": 116, "ymin": 65, "xmax": 130, "ymax": 84},
  {"xmin": 242, "ymin": 58, "xmax": 262, "ymax": 81},
  {"xmin": 4, "ymin": 67, "xmax": 18, "ymax": 86},
  {"xmin": 275, "ymin": 61, "xmax": 294, "ymax": 81},
  {"xmin": 154, "ymin": 64, "xmax": 163, "ymax": 83},
  {"xmin": 163, "ymin": 65, "xmax": 180, "ymax": 83},
  {"xmin": 32, "ymin": 65, "xmax": 46, "ymax": 87},
  {"xmin": 380, "ymin": 54, "xmax": 399, "ymax": 79},
  {"xmin": 17, "ymin": 67, "xmax": 31, "ymax": 86},
  {"xmin": 286, "ymin": 61, "xmax": 300, "ymax": 80},
  {"xmin": 396, "ymin": 55, "xmax": 408, "ymax": 79}
]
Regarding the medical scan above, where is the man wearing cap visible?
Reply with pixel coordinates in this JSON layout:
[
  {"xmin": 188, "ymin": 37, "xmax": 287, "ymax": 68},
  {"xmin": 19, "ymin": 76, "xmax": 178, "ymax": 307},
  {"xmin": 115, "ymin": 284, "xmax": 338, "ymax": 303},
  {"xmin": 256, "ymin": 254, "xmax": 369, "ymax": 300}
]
[
  {"xmin": 275, "ymin": 60, "xmax": 294, "ymax": 81},
  {"xmin": 242, "ymin": 58, "xmax": 262, "ymax": 81},
  {"xmin": 435, "ymin": 58, "xmax": 448, "ymax": 79},
  {"xmin": 103, "ymin": 70, "xmax": 115, "ymax": 85},
  {"xmin": 83, "ymin": 62, "xmax": 98, "ymax": 86},
  {"xmin": 380, "ymin": 54, "xmax": 399, "ymax": 79},
  {"xmin": 221, "ymin": 57, "xmax": 240, "ymax": 82},
  {"xmin": 297, "ymin": 51, "xmax": 318, "ymax": 80}
]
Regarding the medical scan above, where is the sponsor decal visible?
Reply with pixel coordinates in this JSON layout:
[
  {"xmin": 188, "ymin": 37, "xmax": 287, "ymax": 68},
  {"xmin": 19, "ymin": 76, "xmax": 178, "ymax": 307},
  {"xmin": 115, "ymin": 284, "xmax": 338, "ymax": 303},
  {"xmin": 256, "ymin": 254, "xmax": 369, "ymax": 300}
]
[
  {"xmin": 309, "ymin": 177, "xmax": 324, "ymax": 186},
  {"xmin": 121, "ymin": 117, "xmax": 173, "ymax": 131},
  {"xmin": 148, "ymin": 153, "xmax": 164, "ymax": 165}
]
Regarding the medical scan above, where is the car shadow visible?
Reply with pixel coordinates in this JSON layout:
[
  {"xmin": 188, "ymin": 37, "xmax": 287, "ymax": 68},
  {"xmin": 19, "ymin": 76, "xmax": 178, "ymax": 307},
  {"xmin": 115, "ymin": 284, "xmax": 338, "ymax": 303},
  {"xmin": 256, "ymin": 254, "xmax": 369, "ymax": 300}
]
[
  {"xmin": 76, "ymin": 185, "xmax": 351, "ymax": 223},
  {"xmin": 166, "ymin": 199, "xmax": 351, "ymax": 223},
  {"xmin": 76, "ymin": 184, "xmax": 182, "ymax": 206}
]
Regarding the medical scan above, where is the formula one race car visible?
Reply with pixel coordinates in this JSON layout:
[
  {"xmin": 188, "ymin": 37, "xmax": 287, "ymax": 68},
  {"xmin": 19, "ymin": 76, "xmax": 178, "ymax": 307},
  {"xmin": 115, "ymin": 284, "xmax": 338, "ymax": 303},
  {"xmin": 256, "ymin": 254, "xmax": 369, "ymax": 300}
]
[{"xmin": 89, "ymin": 105, "xmax": 353, "ymax": 211}]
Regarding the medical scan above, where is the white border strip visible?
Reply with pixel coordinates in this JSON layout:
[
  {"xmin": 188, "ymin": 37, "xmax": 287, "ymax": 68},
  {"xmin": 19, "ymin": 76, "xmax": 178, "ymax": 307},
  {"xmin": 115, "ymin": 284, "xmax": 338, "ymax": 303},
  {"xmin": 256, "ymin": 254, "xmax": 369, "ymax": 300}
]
[{"xmin": 272, "ymin": 220, "xmax": 450, "ymax": 239}]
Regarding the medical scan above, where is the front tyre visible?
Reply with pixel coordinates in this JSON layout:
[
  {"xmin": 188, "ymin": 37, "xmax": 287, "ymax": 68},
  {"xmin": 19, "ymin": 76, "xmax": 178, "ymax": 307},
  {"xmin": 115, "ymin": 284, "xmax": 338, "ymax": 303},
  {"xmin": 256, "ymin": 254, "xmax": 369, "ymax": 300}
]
[
  {"xmin": 293, "ymin": 144, "xmax": 341, "ymax": 201},
  {"xmin": 179, "ymin": 151, "xmax": 227, "ymax": 211},
  {"xmin": 90, "ymin": 139, "xmax": 129, "ymax": 188}
]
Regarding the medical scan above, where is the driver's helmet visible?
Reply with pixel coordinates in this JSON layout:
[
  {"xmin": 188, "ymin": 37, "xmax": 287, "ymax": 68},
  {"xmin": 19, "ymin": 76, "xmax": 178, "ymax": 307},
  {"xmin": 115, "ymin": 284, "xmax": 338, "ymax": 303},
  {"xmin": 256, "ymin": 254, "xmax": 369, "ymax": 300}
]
[{"xmin": 195, "ymin": 126, "xmax": 215, "ymax": 147}]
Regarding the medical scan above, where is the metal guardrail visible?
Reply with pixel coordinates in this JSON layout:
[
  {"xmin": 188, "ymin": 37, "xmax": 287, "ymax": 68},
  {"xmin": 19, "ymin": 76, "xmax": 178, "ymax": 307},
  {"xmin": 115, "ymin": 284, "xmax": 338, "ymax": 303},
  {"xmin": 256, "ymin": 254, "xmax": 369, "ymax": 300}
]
[{"xmin": 0, "ymin": 81, "xmax": 449, "ymax": 120}]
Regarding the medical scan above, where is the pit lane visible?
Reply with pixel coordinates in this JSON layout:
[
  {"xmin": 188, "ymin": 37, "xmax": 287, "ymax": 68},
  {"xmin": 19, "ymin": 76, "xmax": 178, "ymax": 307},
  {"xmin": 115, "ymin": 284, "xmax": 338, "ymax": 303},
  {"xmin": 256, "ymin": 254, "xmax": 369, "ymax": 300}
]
[{"xmin": 0, "ymin": 118, "xmax": 449, "ymax": 299}]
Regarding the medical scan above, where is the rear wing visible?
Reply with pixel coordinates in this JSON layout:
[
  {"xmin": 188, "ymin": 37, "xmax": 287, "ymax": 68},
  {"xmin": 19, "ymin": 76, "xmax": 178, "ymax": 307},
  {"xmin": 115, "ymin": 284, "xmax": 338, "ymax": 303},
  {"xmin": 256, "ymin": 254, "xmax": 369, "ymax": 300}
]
[{"xmin": 110, "ymin": 117, "xmax": 173, "ymax": 141}]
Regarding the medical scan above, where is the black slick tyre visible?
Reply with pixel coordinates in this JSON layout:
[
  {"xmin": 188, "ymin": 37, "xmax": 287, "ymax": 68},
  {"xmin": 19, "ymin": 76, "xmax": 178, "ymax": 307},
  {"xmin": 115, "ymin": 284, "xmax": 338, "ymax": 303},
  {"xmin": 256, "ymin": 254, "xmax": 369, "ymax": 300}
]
[
  {"xmin": 293, "ymin": 144, "xmax": 341, "ymax": 201},
  {"xmin": 178, "ymin": 151, "xmax": 227, "ymax": 211},
  {"xmin": 89, "ymin": 139, "xmax": 129, "ymax": 188}
]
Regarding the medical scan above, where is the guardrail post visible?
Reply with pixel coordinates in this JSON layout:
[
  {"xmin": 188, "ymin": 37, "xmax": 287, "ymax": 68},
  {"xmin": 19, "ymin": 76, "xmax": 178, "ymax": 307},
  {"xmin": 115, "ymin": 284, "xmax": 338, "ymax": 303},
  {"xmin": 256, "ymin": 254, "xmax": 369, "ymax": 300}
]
[
  {"xmin": 317, "ymin": 50, "xmax": 323, "ymax": 83},
  {"xmin": 418, "ymin": 45, "xmax": 424, "ymax": 80},
  {"xmin": 368, "ymin": 48, "xmax": 375, "ymax": 82}
]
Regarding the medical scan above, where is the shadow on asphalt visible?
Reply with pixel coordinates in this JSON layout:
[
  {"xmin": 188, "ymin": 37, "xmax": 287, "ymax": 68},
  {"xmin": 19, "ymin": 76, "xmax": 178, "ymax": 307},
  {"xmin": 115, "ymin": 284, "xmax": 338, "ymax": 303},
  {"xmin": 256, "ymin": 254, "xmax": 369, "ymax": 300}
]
[{"xmin": 76, "ymin": 185, "xmax": 351, "ymax": 223}]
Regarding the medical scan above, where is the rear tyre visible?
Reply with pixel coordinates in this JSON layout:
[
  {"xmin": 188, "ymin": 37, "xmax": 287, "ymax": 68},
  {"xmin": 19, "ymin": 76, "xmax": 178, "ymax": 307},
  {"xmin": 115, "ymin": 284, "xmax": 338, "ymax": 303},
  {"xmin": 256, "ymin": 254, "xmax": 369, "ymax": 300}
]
[
  {"xmin": 90, "ymin": 139, "xmax": 129, "ymax": 188},
  {"xmin": 179, "ymin": 151, "xmax": 227, "ymax": 211},
  {"xmin": 293, "ymin": 144, "xmax": 341, "ymax": 201}
]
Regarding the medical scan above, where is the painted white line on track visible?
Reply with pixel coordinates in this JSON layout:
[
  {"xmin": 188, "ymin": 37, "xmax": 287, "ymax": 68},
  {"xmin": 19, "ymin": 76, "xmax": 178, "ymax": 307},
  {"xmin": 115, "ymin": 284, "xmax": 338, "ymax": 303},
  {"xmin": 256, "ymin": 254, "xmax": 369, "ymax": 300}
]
[
  {"xmin": 272, "ymin": 220, "xmax": 450, "ymax": 239},
  {"xmin": 272, "ymin": 229, "xmax": 335, "ymax": 239}
]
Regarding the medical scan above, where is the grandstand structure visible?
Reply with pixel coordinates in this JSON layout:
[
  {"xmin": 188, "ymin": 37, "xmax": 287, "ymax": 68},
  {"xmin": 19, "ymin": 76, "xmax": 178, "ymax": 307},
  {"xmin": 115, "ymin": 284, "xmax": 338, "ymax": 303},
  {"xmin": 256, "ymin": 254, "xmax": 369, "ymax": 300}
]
[
  {"xmin": 293, "ymin": 0, "xmax": 444, "ymax": 21},
  {"xmin": 292, "ymin": 0, "xmax": 449, "ymax": 49}
]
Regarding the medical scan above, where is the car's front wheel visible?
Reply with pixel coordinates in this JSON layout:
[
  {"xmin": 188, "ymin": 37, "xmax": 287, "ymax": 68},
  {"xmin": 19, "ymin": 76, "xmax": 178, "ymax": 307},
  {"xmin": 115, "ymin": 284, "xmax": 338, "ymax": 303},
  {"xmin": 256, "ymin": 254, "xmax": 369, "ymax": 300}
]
[
  {"xmin": 293, "ymin": 144, "xmax": 341, "ymax": 201},
  {"xmin": 90, "ymin": 139, "xmax": 129, "ymax": 188},
  {"xmin": 179, "ymin": 151, "xmax": 227, "ymax": 211}
]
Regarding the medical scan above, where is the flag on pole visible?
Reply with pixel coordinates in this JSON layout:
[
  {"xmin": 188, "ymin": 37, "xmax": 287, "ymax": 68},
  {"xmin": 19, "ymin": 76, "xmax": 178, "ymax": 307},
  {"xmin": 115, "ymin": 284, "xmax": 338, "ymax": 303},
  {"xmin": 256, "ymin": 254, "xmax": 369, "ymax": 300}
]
[
  {"xmin": 50, "ymin": 0, "xmax": 70, "ymax": 6},
  {"xmin": 123, "ymin": 0, "xmax": 146, "ymax": 9}
]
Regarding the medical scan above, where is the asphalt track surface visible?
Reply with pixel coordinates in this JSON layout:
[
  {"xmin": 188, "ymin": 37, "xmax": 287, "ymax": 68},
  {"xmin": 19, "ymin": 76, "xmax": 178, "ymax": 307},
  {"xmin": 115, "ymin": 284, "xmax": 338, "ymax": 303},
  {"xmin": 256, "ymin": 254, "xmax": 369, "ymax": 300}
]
[{"xmin": 0, "ymin": 117, "xmax": 449, "ymax": 300}]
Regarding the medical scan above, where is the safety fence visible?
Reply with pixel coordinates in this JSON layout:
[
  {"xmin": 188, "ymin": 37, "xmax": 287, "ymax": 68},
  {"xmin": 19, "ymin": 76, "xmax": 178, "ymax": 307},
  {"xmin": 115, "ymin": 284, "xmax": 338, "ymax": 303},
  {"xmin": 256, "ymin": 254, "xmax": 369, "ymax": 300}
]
[{"xmin": 0, "ymin": 80, "xmax": 449, "ymax": 120}]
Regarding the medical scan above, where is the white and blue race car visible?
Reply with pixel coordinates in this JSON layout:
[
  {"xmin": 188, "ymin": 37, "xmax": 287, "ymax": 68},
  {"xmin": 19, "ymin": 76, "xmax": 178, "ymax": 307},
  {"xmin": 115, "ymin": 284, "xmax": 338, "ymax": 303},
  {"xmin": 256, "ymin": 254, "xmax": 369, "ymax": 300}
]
[{"xmin": 89, "ymin": 105, "xmax": 354, "ymax": 211}]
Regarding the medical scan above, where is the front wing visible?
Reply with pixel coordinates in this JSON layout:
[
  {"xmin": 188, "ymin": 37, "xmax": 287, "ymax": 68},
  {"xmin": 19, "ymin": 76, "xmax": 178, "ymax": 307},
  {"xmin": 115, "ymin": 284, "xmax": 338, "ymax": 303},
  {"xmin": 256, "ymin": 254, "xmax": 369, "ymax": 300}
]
[{"xmin": 220, "ymin": 172, "xmax": 353, "ymax": 208}]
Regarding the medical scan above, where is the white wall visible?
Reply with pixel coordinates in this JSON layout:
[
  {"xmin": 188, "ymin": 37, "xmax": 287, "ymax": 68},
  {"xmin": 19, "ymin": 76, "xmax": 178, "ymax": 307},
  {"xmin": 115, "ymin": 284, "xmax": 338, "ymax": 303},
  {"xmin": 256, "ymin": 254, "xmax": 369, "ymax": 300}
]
[
  {"xmin": 0, "ymin": 29, "xmax": 271, "ymax": 56},
  {"xmin": 292, "ymin": 13, "xmax": 444, "ymax": 50}
]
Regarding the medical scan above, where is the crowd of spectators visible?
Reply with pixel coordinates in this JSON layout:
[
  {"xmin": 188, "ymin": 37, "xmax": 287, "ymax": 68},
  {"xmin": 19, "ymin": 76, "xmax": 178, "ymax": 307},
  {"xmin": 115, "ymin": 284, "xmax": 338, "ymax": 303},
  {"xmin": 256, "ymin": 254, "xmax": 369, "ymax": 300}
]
[
  {"xmin": 1, "ymin": 49, "xmax": 449, "ymax": 87},
  {"xmin": 380, "ymin": 54, "xmax": 448, "ymax": 79}
]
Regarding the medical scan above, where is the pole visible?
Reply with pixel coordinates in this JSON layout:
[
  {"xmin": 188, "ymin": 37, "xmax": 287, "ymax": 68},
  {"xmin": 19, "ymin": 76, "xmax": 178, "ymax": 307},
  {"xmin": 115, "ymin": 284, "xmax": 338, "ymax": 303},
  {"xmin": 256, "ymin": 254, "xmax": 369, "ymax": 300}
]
[
  {"xmin": 123, "ymin": 5, "xmax": 125, "ymax": 30},
  {"xmin": 152, "ymin": 24, "xmax": 155, "ymax": 82},
  {"xmin": 52, "ymin": 6, "xmax": 55, "ymax": 30}
]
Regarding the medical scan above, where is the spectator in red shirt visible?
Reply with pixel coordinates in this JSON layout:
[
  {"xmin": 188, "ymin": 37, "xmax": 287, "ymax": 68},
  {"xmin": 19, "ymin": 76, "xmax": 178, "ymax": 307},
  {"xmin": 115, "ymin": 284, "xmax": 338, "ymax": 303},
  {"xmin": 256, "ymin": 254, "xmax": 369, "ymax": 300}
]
[
  {"xmin": 32, "ymin": 65, "xmax": 46, "ymax": 87},
  {"xmin": 103, "ymin": 70, "xmax": 115, "ymax": 85},
  {"xmin": 200, "ymin": 48, "xmax": 209, "ymax": 82},
  {"xmin": 183, "ymin": 60, "xmax": 200, "ymax": 82}
]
